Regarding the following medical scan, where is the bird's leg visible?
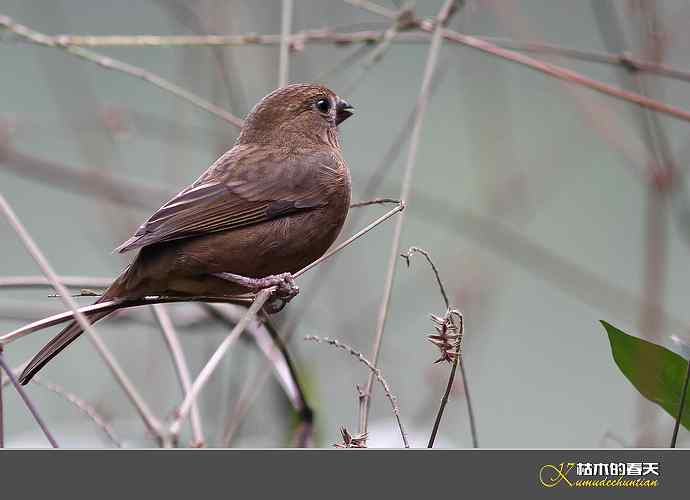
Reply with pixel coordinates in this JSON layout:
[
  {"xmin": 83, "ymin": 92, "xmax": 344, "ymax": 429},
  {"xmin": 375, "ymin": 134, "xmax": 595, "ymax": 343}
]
[{"xmin": 212, "ymin": 272, "xmax": 299, "ymax": 313}]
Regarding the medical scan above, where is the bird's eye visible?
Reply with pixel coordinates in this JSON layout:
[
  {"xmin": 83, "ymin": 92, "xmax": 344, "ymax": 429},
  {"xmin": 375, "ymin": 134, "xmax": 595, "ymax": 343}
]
[{"xmin": 316, "ymin": 98, "xmax": 331, "ymax": 113}]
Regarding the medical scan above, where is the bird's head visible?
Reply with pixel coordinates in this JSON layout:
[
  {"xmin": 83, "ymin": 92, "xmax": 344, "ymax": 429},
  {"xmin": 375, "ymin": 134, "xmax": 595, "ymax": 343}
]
[{"xmin": 238, "ymin": 83, "xmax": 354, "ymax": 146}]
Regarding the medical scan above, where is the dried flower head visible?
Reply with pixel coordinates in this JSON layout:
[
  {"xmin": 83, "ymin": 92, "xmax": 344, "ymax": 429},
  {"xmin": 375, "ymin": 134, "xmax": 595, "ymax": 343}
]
[
  {"xmin": 428, "ymin": 309, "xmax": 463, "ymax": 364},
  {"xmin": 334, "ymin": 427, "xmax": 367, "ymax": 448}
]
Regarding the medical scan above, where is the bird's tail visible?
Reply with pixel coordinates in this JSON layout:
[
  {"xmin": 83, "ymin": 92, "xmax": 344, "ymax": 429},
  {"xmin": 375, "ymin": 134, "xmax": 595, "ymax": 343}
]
[{"xmin": 18, "ymin": 283, "xmax": 122, "ymax": 385}]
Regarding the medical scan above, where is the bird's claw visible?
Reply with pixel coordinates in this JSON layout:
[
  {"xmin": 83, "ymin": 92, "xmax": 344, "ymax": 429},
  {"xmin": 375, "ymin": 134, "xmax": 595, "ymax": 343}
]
[
  {"xmin": 271, "ymin": 273, "xmax": 299, "ymax": 298},
  {"xmin": 212, "ymin": 271, "xmax": 299, "ymax": 313},
  {"xmin": 264, "ymin": 273, "xmax": 299, "ymax": 314}
]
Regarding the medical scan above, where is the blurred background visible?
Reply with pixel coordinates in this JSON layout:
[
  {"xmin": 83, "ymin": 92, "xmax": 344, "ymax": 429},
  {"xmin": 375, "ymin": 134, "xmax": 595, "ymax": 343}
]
[{"xmin": 1, "ymin": 0, "xmax": 690, "ymax": 448}]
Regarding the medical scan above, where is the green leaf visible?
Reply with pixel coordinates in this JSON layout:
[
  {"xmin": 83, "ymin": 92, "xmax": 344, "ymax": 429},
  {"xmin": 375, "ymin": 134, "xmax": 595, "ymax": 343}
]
[{"xmin": 601, "ymin": 321, "xmax": 690, "ymax": 431}]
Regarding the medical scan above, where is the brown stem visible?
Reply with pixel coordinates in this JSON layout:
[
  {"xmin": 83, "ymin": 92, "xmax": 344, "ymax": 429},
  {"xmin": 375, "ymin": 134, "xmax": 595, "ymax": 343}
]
[
  {"xmin": 670, "ymin": 358, "xmax": 690, "ymax": 448},
  {"xmin": 401, "ymin": 247, "xmax": 478, "ymax": 447}
]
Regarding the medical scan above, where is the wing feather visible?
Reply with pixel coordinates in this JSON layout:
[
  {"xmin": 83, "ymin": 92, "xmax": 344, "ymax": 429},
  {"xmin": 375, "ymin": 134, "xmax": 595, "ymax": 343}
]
[{"xmin": 115, "ymin": 145, "xmax": 338, "ymax": 253}]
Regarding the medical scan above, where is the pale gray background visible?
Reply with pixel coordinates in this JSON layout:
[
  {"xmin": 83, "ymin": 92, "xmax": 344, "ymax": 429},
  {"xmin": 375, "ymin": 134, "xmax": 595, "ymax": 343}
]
[{"xmin": 1, "ymin": 0, "xmax": 690, "ymax": 448}]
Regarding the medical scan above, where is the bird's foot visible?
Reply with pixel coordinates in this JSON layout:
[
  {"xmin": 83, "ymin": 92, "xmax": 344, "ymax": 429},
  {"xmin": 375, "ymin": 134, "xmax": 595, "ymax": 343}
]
[{"xmin": 213, "ymin": 271, "xmax": 299, "ymax": 313}]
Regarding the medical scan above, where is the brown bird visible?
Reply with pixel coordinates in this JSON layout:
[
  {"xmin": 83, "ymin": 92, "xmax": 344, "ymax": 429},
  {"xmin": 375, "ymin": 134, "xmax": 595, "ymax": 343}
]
[{"xmin": 19, "ymin": 83, "xmax": 353, "ymax": 385}]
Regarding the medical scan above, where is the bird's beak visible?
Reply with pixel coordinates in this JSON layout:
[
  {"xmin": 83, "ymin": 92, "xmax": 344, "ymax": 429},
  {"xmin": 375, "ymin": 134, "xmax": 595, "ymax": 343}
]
[{"xmin": 335, "ymin": 99, "xmax": 354, "ymax": 125}]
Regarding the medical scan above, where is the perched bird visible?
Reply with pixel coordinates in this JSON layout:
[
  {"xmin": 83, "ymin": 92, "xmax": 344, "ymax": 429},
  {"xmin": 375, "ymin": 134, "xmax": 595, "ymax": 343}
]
[{"xmin": 19, "ymin": 83, "xmax": 354, "ymax": 385}]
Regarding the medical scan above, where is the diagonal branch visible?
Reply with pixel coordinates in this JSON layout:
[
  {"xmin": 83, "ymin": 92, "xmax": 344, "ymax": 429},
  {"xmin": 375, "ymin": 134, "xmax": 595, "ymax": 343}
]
[
  {"xmin": 0, "ymin": 194, "xmax": 166, "ymax": 443},
  {"xmin": 0, "ymin": 15, "xmax": 243, "ymax": 128},
  {"xmin": 168, "ymin": 288, "xmax": 273, "ymax": 438}
]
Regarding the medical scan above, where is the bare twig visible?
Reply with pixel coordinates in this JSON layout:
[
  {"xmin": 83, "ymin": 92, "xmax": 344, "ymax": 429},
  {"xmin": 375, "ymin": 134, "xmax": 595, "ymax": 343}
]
[
  {"xmin": 279, "ymin": 0, "xmax": 294, "ymax": 87},
  {"xmin": 169, "ymin": 289, "xmax": 273, "ymax": 438},
  {"xmin": 151, "ymin": 304, "xmax": 204, "ymax": 447},
  {"xmin": 5, "ymin": 24, "xmax": 690, "ymax": 84},
  {"xmin": 670, "ymin": 358, "xmax": 690, "ymax": 448},
  {"xmin": 0, "ymin": 15, "xmax": 243, "ymax": 128},
  {"xmin": 0, "ymin": 347, "xmax": 58, "ymax": 447},
  {"xmin": 360, "ymin": 0, "xmax": 456, "ymax": 437},
  {"xmin": 350, "ymin": 198, "xmax": 402, "ymax": 208},
  {"xmin": 293, "ymin": 201, "xmax": 404, "ymax": 278},
  {"xmin": 401, "ymin": 246, "xmax": 450, "ymax": 308},
  {"xmin": 32, "ymin": 376, "xmax": 121, "ymax": 447},
  {"xmin": 304, "ymin": 335, "xmax": 409, "ymax": 448},
  {"xmin": 0, "ymin": 194, "xmax": 166, "ymax": 442},
  {"xmin": 401, "ymin": 247, "xmax": 478, "ymax": 447}
]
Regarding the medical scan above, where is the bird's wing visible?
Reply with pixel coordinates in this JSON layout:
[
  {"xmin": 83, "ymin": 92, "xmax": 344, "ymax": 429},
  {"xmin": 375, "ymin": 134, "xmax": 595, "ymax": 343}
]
[{"xmin": 114, "ymin": 145, "xmax": 340, "ymax": 253}]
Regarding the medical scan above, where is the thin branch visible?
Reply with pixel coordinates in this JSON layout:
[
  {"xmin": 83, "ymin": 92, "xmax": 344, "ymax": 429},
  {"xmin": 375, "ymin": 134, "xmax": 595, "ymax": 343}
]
[
  {"xmin": 0, "ymin": 194, "xmax": 167, "ymax": 442},
  {"xmin": 40, "ymin": 29, "xmax": 403, "ymax": 47},
  {"xmin": 32, "ymin": 375, "xmax": 121, "ymax": 448},
  {"xmin": 279, "ymin": 0, "xmax": 294, "ymax": 87},
  {"xmin": 670, "ymin": 358, "xmax": 690, "ymax": 448},
  {"xmin": 350, "ymin": 198, "xmax": 401, "ymax": 208},
  {"xmin": 5, "ymin": 25, "xmax": 690, "ymax": 84},
  {"xmin": 0, "ymin": 15, "xmax": 243, "ymax": 128},
  {"xmin": 360, "ymin": 0, "xmax": 456, "ymax": 437},
  {"xmin": 151, "ymin": 304, "xmax": 204, "ymax": 447},
  {"xmin": 0, "ymin": 297, "xmax": 255, "ymax": 346},
  {"xmin": 401, "ymin": 247, "xmax": 478, "ymax": 448},
  {"xmin": 0, "ymin": 347, "xmax": 58, "ymax": 447},
  {"xmin": 304, "ymin": 335, "xmax": 409, "ymax": 448},
  {"xmin": 401, "ymin": 246, "xmax": 450, "ymax": 308},
  {"xmin": 293, "ymin": 200, "xmax": 404, "ymax": 278},
  {"xmin": 168, "ymin": 288, "xmax": 273, "ymax": 438}
]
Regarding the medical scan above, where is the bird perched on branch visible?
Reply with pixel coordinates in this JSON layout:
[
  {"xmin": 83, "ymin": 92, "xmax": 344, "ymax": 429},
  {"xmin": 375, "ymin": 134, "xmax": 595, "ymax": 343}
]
[{"xmin": 19, "ymin": 83, "xmax": 354, "ymax": 385}]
